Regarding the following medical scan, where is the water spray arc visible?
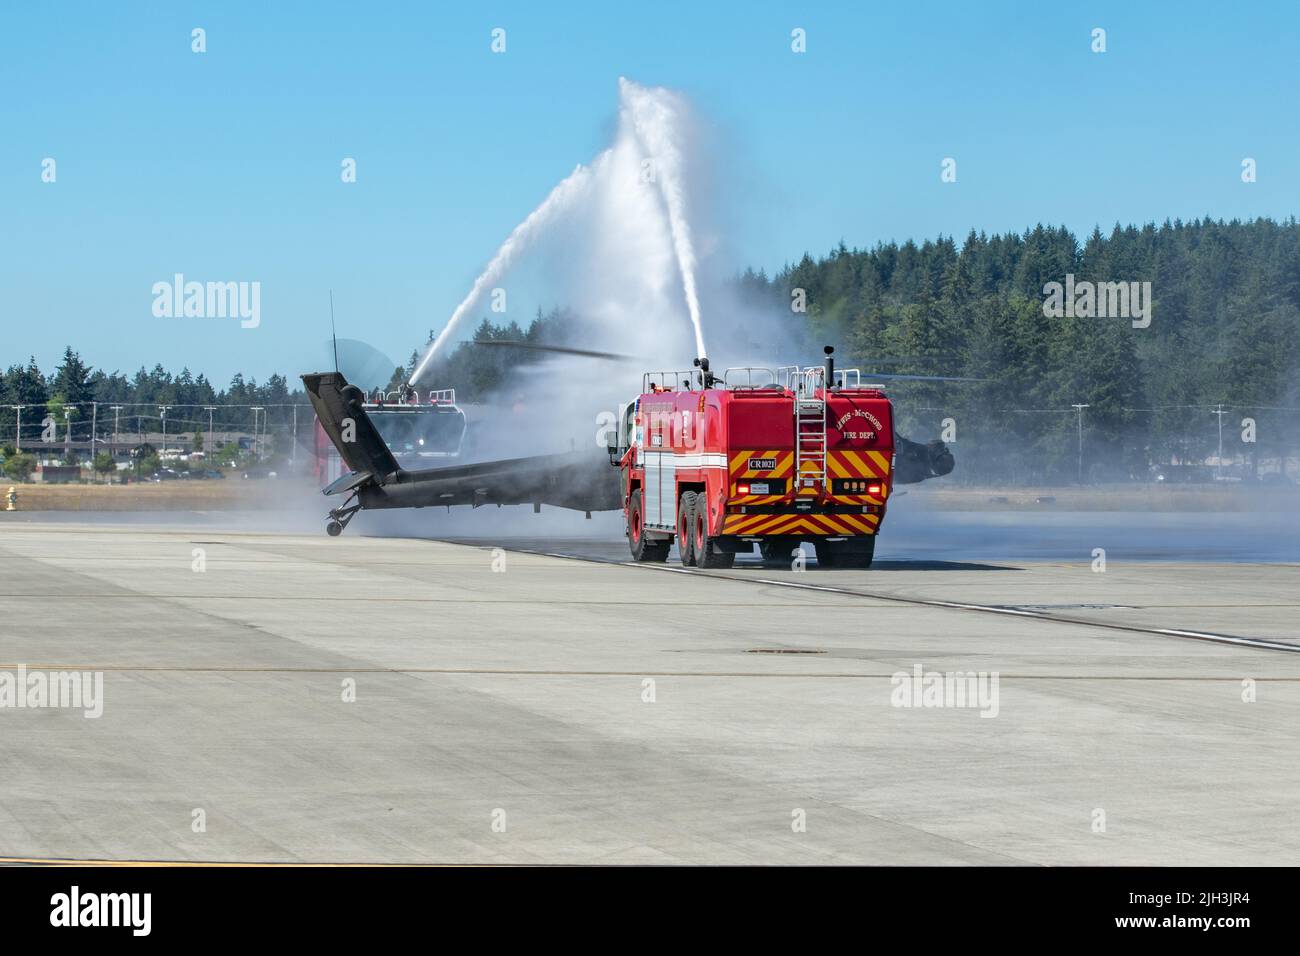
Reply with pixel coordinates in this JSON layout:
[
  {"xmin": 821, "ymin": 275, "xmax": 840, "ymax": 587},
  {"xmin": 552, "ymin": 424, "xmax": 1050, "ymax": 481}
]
[
  {"xmin": 408, "ymin": 78, "xmax": 708, "ymax": 386},
  {"xmin": 409, "ymin": 163, "xmax": 597, "ymax": 386},
  {"xmin": 619, "ymin": 77, "xmax": 707, "ymax": 361}
]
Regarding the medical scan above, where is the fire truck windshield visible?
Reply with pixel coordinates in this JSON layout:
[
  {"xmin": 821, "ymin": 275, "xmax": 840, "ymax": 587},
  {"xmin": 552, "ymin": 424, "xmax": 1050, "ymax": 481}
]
[{"xmin": 369, "ymin": 407, "xmax": 465, "ymax": 456}]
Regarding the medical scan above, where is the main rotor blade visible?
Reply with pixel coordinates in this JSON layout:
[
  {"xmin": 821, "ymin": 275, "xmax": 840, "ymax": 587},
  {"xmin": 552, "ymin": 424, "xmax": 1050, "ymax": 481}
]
[
  {"xmin": 472, "ymin": 340, "xmax": 633, "ymax": 361},
  {"xmin": 858, "ymin": 371, "xmax": 988, "ymax": 383},
  {"xmin": 854, "ymin": 355, "xmax": 960, "ymax": 365},
  {"xmin": 326, "ymin": 338, "xmax": 401, "ymax": 390}
]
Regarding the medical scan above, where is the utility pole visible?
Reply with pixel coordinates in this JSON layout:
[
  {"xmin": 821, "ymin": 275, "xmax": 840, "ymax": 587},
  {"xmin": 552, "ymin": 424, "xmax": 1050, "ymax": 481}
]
[
  {"xmin": 11, "ymin": 405, "xmax": 21, "ymax": 452},
  {"xmin": 1212, "ymin": 404, "xmax": 1227, "ymax": 479},
  {"xmin": 204, "ymin": 406, "xmax": 217, "ymax": 450},
  {"xmin": 110, "ymin": 405, "xmax": 123, "ymax": 455},
  {"xmin": 159, "ymin": 405, "xmax": 171, "ymax": 455},
  {"xmin": 91, "ymin": 401, "xmax": 98, "ymax": 458},
  {"xmin": 292, "ymin": 405, "xmax": 298, "ymax": 467},
  {"xmin": 1071, "ymin": 404, "xmax": 1090, "ymax": 485},
  {"xmin": 251, "ymin": 407, "xmax": 264, "ymax": 461}
]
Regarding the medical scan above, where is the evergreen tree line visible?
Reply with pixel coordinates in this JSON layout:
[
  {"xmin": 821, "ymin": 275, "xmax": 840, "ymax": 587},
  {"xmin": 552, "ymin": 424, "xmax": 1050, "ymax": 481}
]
[
  {"xmin": 392, "ymin": 307, "xmax": 588, "ymax": 403},
  {"xmin": 6, "ymin": 219, "xmax": 1299, "ymax": 483},
  {"xmin": 0, "ymin": 308, "xmax": 580, "ymax": 449},
  {"xmin": 737, "ymin": 217, "xmax": 1300, "ymax": 483},
  {"xmin": 0, "ymin": 349, "xmax": 303, "ymax": 444}
]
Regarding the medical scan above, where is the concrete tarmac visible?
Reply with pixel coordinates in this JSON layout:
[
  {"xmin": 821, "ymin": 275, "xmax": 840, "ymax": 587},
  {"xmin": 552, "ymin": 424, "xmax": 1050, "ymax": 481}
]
[{"xmin": 1, "ymin": 517, "xmax": 1298, "ymax": 864}]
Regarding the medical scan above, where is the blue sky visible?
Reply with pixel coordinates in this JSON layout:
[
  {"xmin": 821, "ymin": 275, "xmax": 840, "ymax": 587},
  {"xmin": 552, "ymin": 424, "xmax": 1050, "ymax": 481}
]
[{"xmin": 3, "ymin": 1, "xmax": 1298, "ymax": 385}]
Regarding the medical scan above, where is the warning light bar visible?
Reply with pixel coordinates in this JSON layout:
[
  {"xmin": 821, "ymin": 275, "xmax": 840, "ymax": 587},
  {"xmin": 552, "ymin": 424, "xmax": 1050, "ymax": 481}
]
[{"xmin": 833, "ymin": 479, "xmax": 884, "ymax": 496}]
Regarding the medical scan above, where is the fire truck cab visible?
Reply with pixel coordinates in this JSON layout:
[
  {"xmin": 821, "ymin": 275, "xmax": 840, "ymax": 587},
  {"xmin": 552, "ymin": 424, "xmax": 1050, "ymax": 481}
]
[
  {"xmin": 313, "ymin": 385, "xmax": 466, "ymax": 487},
  {"xmin": 609, "ymin": 347, "xmax": 894, "ymax": 569}
]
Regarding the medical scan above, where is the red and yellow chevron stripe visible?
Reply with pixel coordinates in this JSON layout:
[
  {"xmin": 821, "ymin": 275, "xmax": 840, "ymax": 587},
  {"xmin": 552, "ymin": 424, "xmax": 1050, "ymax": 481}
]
[
  {"xmin": 828, "ymin": 449, "xmax": 891, "ymax": 479},
  {"xmin": 719, "ymin": 511, "xmax": 880, "ymax": 537},
  {"xmin": 827, "ymin": 448, "xmax": 891, "ymax": 505},
  {"xmin": 729, "ymin": 448, "xmax": 795, "ymax": 505}
]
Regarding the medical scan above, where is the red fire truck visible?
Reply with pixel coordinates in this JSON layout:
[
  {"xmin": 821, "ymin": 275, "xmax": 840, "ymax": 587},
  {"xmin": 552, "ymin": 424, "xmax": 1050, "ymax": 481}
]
[{"xmin": 609, "ymin": 347, "xmax": 898, "ymax": 569}]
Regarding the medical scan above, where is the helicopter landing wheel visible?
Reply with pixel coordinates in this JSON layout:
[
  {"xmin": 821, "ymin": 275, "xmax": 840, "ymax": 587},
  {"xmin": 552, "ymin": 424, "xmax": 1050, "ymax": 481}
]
[{"xmin": 325, "ymin": 496, "xmax": 361, "ymax": 536}]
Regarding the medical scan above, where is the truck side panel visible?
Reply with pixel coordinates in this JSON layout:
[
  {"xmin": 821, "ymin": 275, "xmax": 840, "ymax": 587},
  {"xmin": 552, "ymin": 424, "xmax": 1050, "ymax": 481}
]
[{"xmin": 642, "ymin": 449, "xmax": 677, "ymax": 529}]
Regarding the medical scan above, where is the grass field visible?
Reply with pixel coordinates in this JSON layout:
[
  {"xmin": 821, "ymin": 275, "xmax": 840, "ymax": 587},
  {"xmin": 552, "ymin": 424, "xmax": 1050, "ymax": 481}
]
[
  {"xmin": 0, "ymin": 479, "xmax": 300, "ymax": 511},
  {"xmin": 2, "ymin": 478, "xmax": 1296, "ymax": 513}
]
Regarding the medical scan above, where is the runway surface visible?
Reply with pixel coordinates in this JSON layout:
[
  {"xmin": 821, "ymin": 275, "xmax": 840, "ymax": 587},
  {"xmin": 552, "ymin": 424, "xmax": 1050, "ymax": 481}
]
[{"xmin": 1, "ymin": 510, "xmax": 1298, "ymax": 864}]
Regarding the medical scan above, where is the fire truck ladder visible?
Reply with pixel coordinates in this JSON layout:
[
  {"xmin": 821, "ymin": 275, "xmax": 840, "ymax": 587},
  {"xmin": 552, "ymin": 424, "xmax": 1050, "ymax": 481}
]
[{"xmin": 793, "ymin": 368, "xmax": 827, "ymax": 488}]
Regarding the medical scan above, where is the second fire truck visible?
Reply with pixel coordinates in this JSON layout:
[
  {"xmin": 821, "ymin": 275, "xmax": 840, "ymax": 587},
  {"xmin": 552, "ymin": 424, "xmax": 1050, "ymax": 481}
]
[{"xmin": 608, "ymin": 347, "xmax": 952, "ymax": 569}]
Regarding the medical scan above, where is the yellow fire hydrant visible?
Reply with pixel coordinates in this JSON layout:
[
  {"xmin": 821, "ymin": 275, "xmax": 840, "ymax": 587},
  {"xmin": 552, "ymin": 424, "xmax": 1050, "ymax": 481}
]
[{"xmin": 6, "ymin": 486, "xmax": 16, "ymax": 511}]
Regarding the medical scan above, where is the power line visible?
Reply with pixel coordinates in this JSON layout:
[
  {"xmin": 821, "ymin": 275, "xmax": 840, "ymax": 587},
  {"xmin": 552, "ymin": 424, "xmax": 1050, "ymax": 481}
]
[{"xmin": 0, "ymin": 401, "xmax": 312, "ymax": 410}]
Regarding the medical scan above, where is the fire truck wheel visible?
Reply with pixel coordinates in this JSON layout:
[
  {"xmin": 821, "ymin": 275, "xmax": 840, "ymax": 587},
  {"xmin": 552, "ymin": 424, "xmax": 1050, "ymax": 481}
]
[
  {"xmin": 835, "ymin": 537, "xmax": 876, "ymax": 569},
  {"xmin": 815, "ymin": 538, "xmax": 875, "ymax": 569},
  {"xmin": 759, "ymin": 538, "xmax": 798, "ymax": 567},
  {"xmin": 627, "ymin": 489, "xmax": 669, "ymax": 562},
  {"xmin": 694, "ymin": 506, "xmax": 735, "ymax": 569},
  {"xmin": 677, "ymin": 491, "xmax": 698, "ymax": 566}
]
